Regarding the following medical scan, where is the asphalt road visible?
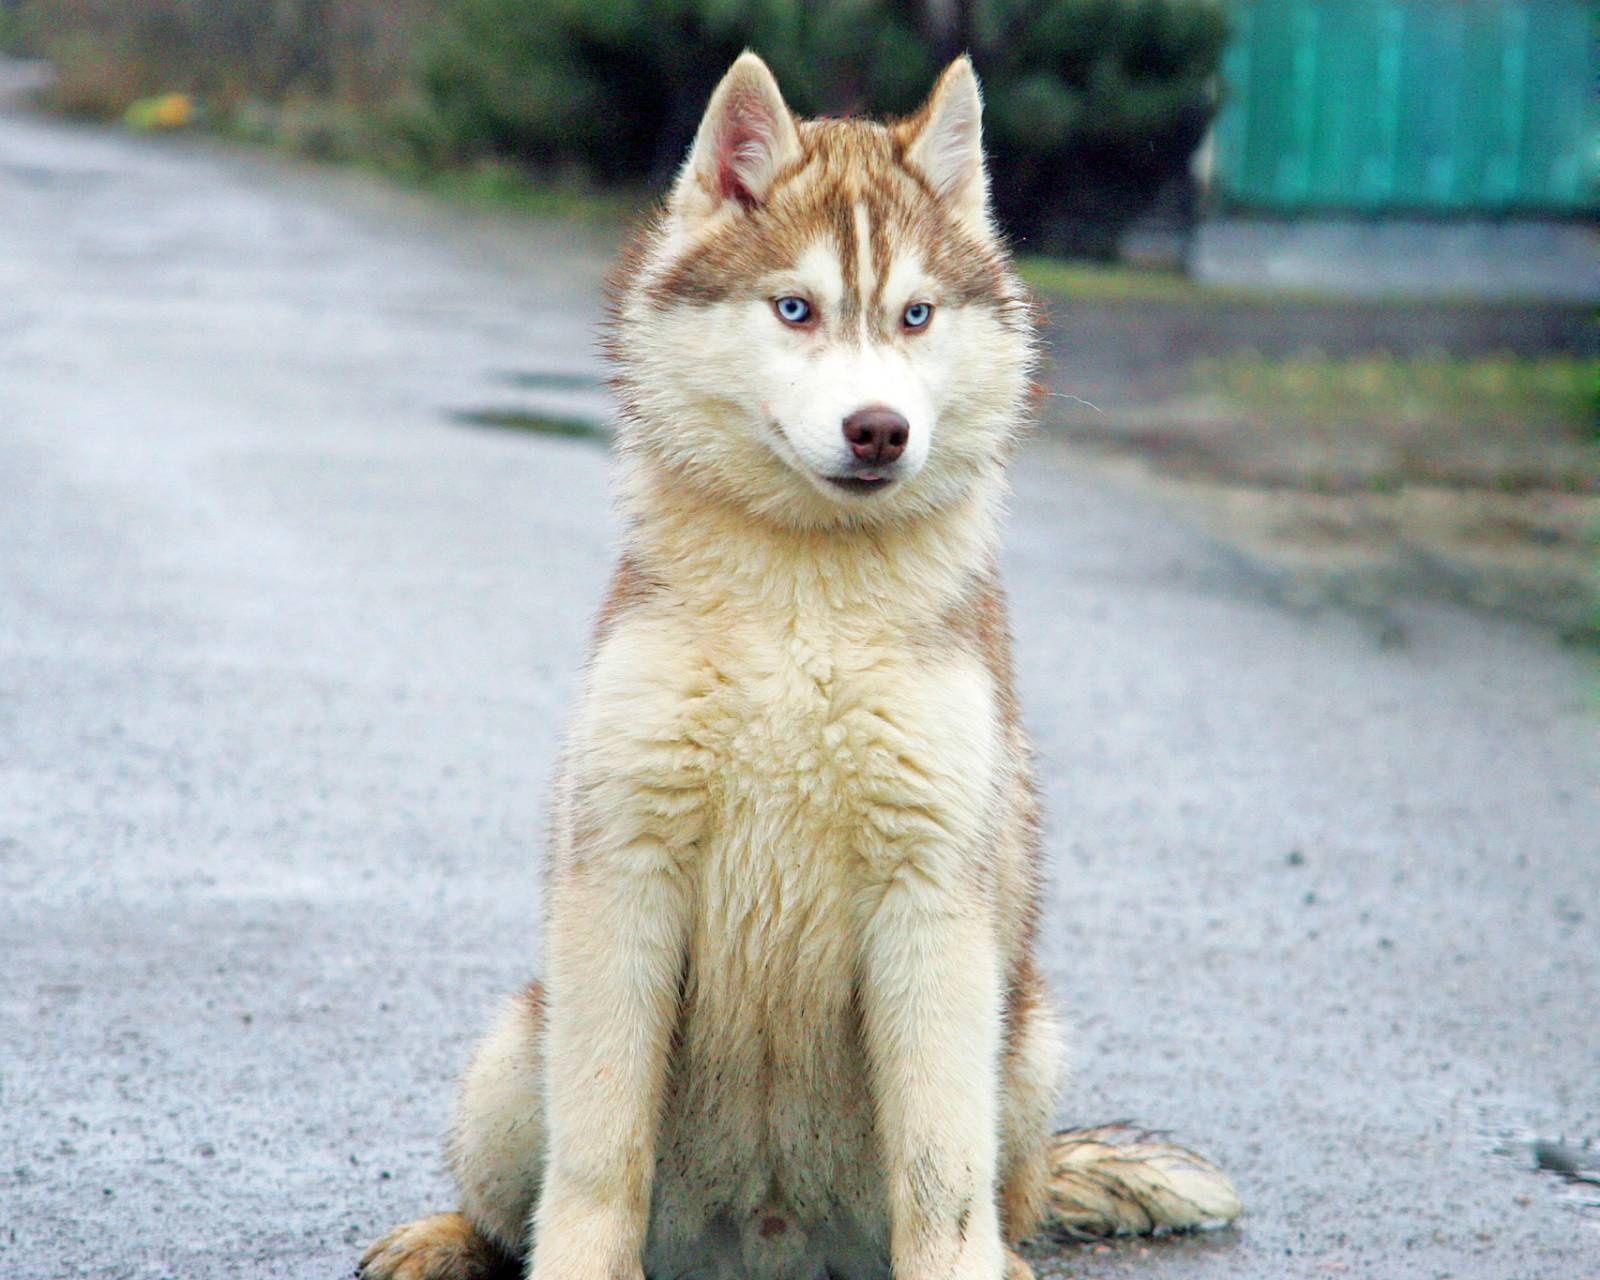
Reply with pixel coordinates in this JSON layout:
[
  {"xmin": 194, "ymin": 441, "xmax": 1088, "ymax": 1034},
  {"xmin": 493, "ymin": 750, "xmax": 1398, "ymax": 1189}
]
[
  {"xmin": 2, "ymin": 79, "xmax": 1597, "ymax": 1280},
  {"xmin": 1192, "ymin": 218, "xmax": 1600, "ymax": 303}
]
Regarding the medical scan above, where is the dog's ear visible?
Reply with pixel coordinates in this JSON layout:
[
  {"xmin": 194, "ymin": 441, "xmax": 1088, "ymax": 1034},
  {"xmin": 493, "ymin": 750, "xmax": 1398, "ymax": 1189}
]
[
  {"xmin": 675, "ymin": 51, "xmax": 802, "ymax": 221},
  {"xmin": 900, "ymin": 57, "xmax": 990, "ymax": 230}
]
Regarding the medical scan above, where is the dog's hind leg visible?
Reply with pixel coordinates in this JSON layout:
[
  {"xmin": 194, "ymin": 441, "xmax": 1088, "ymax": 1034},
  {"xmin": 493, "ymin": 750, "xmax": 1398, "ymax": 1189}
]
[
  {"xmin": 362, "ymin": 983, "xmax": 548, "ymax": 1280},
  {"xmin": 449, "ymin": 982, "xmax": 550, "ymax": 1251},
  {"xmin": 997, "ymin": 961, "xmax": 1065, "ymax": 1252}
]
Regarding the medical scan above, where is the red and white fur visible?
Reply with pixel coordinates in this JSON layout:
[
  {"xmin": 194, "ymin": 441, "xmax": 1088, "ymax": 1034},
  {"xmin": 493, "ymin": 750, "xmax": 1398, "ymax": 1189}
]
[{"xmin": 361, "ymin": 51, "xmax": 1239, "ymax": 1280}]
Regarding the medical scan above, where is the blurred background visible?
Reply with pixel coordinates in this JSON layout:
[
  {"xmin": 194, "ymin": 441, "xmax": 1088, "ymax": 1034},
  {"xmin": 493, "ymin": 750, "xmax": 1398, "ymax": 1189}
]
[
  {"xmin": 2, "ymin": 0, "xmax": 1595, "ymax": 633},
  {"xmin": 5, "ymin": 1, "xmax": 1595, "ymax": 254},
  {"xmin": 1, "ymin": 6, "xmax": 1598, "ymax": 1279}
]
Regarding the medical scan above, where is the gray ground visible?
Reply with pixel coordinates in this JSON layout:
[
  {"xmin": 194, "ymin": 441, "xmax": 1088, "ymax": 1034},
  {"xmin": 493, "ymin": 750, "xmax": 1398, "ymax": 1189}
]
[
  {"xmin": 1192, "ymin": 217, "xmax": 1600, "ymax": 303},
  {"xmin": 2, "ymin": 73, "xmax": 1598, "ymax": 1280}
]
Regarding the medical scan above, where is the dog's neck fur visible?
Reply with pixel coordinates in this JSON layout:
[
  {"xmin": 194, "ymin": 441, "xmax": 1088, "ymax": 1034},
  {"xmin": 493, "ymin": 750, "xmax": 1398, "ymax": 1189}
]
[{"xmin": 618, "ymin": 458, "xmax": 1000, "ymax": 625}]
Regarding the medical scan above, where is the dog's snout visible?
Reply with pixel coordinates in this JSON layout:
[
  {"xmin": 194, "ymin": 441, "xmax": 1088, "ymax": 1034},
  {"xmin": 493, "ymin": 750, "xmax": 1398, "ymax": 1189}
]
[{"xmin": 842, "ymin": 407, "xmax": 909, "ymax": 466}]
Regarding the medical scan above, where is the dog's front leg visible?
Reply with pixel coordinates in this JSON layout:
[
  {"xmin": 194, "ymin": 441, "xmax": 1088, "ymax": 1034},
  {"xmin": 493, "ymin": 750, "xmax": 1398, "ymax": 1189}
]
[
  {"xmin": 861, "ymin": 886, "xmax": 1005, "ymax": 1280},
  {"xmin": 528, "ymin": 835, "xmax": 689, "ymax": 1280}
]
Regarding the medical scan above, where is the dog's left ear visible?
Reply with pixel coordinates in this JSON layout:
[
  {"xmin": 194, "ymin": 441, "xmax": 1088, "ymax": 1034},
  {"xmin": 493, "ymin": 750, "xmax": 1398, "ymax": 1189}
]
[
  {"xmin": 900, "ymin": 57, "xmax": 990, "ymax": 231},
  {"xmin": 675, "ymin": 51, "xmax": 802, "ymax": 224}
]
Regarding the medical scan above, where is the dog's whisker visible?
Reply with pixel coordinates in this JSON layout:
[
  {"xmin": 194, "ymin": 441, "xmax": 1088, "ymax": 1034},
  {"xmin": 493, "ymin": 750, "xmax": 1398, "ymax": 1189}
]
[{"xmin": 1044, "ymin": 391, "xmax": 1103, "ymax": 413}]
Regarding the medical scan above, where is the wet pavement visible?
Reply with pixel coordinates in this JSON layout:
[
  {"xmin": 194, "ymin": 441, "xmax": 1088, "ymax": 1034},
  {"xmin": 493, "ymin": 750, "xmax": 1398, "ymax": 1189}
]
[{"xmin": 2, "ymin": 68, "xmax": 1598, "ymax": 1280}]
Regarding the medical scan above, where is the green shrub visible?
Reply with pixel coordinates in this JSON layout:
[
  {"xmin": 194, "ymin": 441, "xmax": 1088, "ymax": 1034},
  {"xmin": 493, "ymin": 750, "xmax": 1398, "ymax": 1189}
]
[
  {"xmin": 414, "ymin": 0, "xmax": 931, "ymax": 175},
  {"xmin": 0, "ymin": 1, "xmax": 34, "ymax": 54},
  {"xmin": 15, "ymin": 0, "xmax": 433, "ymax": 117},
  {"xmin": 417, "ymin": 0, "xmax": 1229, "ymax": 255},
  {"xmin": 19, "ymin": 0, "xmax": 1228, "ymax": 256},
  {"xmin": 973, "ymin": 0, "xmax": 1229, "ymax": 253}
]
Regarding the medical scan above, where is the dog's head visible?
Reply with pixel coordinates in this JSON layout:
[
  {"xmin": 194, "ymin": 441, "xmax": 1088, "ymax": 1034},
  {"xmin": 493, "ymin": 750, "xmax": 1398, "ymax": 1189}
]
[{"xmin": 610, "ymin": 52, "xmax": 1035, "ymax": 529}]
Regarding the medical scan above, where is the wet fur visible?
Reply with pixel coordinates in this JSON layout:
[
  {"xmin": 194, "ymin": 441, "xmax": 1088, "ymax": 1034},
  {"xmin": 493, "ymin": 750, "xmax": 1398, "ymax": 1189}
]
[{"xmin": 362, "ymin": 52, "xmax": 1235, "ymax": 1280}]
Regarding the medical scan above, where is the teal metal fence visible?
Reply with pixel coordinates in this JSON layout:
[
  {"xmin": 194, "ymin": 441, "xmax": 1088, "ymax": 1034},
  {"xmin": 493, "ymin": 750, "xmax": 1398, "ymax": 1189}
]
[{"xmin": 1212, "ymin": 0, "xmax": 1598, "ymax": 214}]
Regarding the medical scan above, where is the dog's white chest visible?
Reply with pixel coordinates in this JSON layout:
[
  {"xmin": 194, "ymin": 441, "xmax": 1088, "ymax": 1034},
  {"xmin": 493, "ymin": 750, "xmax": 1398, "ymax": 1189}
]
[
  {"xmin": 621, "ymin": 610, "xmax": 993, "ymax": 1270},
  {"xmin": 584, "ymin": 604, "xmax": 998, "ymax": 1252},
  {"xmin": 690, "ymin": 611, "xmax": 996, "ymax": 892},
  {"xmin": 584, "ymin": 602, "xmax": 999, "ymax": 881}
]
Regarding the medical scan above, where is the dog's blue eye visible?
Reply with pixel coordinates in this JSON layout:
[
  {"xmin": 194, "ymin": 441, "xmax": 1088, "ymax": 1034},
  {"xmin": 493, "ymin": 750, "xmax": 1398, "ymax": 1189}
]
[
  {"xmin": 902, "ymin": 302, "xmax": 932, "ymax": 330},
  {"xmin": 774, "ymin": 296, "xmax": 812, "ymax": 326}
]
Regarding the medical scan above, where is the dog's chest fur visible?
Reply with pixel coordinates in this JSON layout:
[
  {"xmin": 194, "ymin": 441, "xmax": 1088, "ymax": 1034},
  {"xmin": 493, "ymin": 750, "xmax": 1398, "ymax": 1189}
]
[{"xmin": 575, "ymin": 573, "xmax": 999, "ymax": 1267}]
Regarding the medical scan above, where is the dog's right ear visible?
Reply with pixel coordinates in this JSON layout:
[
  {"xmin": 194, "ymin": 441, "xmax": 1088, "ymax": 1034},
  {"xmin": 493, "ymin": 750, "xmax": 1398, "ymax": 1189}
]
[{"xmin": 674, "ymin": 52, "xmax": 801, "ymax": 223}]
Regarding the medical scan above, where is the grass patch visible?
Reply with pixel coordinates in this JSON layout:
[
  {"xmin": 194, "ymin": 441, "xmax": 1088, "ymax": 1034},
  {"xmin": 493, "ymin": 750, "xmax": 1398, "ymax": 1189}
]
[
  {"xmin": 1016, "ymin": 257, "xmax": 1353, "ymax": 305},
  {"xmin": 408, "ymin": 160, "xmax": 642, "ymax": 224},
  {"xmin": 1083, "ymin": 354, "xmax": 1598, "ymax": 636},
  {"xmin": 0, "ymin": 8, "xmax": 33, "ymax": 55},
  {"xmin": 1017, "ymin": 258, "xmax": 1212, "ymax": 303},
  {"xmin": 1017, "ymin": 256, "xmax": 1596, "ymax": 307},
  {"xmin": 1189, "ymin": 355, "xmax": 1599, "ymax": 435}
]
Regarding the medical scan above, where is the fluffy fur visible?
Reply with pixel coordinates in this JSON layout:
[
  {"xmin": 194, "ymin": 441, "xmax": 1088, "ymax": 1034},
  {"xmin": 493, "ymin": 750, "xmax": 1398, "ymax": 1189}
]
[{"xmin": 361, "ymin": 52, "xmax": 1239, "ymax": 1280}]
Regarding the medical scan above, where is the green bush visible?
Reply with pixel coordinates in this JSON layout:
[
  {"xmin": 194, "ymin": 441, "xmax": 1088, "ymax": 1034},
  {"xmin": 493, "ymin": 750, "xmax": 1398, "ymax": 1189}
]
[
  {"xmin": 18, "ymin": 0, "xmax": 1227, "ymax": 256},
  {"xmin": 973, "ymin": 0, "xmax": 1229, "ymax": 253},
  {"xmin": 0, "ymin": 2, "xmax": 33, "ymax": 55},
  {"xmin": 14, "ymin": 0, "xmax": 432, "ymax": 118},
  {"xmin": 414, "ymin": 0, "xmax": 932, "ymax": 176},
  {"xmin": 417, "ymin": 0, "xmax": 1230, "ymax": 255}
]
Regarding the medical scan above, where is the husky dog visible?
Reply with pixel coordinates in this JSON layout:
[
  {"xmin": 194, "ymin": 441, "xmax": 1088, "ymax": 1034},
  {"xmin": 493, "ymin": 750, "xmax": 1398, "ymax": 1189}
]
[{"xmin": 362, "ymin": 52, "xmax": 1239, "ymax": 1280}]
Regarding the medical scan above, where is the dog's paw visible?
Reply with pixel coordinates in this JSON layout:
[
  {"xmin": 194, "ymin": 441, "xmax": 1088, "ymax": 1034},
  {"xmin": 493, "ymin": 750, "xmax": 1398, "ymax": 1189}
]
[{"xmin": 360, "ymin": 1212, "xmax": 520, "ymax": 1280}]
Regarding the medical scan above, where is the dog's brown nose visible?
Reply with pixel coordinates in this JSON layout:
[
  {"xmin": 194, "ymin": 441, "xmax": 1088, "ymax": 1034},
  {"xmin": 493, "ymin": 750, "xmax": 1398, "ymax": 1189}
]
[{"xmin": 842, "ymin": 408, "xmax": 909, "ymax": 465}]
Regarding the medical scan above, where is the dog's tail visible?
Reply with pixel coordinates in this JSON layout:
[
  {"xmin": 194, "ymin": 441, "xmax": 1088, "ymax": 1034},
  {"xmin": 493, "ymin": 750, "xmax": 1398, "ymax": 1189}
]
[{"xmin": 1038, "ymin": 1124, "xmax": 1243, "ymax": 1238}]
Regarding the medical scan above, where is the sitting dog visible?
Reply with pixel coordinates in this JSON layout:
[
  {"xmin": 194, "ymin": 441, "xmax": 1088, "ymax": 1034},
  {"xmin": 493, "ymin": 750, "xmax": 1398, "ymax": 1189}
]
[{"xmin": 362, "ymin": 51, "xmax": 1239, "ymax": 1280}]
